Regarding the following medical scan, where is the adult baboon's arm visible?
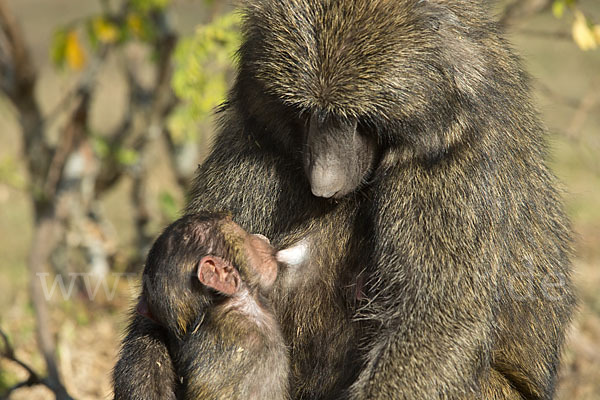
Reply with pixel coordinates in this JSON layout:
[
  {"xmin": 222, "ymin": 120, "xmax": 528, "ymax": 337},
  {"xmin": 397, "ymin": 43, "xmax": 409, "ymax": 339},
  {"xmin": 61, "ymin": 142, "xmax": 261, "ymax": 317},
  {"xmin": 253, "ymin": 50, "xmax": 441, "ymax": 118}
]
[{"xmin": 350, "ymin": 164, "xmax": 497, "ymax": 399}]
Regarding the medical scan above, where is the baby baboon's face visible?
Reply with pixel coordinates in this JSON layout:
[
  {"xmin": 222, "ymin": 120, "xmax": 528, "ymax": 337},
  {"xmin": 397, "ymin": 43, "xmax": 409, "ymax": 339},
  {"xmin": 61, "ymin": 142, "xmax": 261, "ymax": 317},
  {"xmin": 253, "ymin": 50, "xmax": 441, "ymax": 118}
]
[{"xmin": 221, "ymin": 220, "xmax": 278, "ymax": 291}]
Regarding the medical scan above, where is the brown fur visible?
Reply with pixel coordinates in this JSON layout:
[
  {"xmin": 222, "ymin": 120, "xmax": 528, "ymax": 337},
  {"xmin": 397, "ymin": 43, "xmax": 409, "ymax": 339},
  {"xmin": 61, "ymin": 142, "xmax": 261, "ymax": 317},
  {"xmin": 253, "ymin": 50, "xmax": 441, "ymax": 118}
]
[
  {"xmin": 114, "ymin": 214, "xmax": 289, "ymax": 400},
  {"xmin": 115, "ymin": 1, "xmax": 575, "ymax": 399}
]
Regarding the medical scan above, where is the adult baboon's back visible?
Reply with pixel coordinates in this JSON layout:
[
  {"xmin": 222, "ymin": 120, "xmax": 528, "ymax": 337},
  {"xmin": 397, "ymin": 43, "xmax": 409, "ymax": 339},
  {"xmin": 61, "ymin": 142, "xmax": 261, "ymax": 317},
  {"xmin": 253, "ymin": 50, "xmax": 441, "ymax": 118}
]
[{"xmin": 114, "ymin": 1, "xmax": 575, "ymax": 399}]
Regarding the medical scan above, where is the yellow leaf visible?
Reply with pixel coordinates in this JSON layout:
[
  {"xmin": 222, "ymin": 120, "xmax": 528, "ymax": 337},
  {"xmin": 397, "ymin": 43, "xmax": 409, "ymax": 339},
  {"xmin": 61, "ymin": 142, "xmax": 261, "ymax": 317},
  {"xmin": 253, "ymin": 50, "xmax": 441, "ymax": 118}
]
[
  {"xmin": 66, "ymin": 31, "xmax": 86, "ymax": 70},
  {"xmin": 127, "ymin": 13, "xmax": 144, "ymax": 37},
  {"xmin": 594, "ymin": 25, "xmax": 600, "ymax": 44},
  {"xmin": 93, "ymin": 17, "xmax": 119, "ymax": 43},
  {"xmin": 572, "ymin": 11, "xmax": 597, "ymax": 51}
]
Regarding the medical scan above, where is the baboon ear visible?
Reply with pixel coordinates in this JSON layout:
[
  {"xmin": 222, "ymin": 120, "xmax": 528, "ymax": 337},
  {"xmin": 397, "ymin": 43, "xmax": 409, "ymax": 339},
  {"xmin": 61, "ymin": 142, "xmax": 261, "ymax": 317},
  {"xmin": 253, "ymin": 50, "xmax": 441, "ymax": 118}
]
[
  {"xmin": 136, "ymin": 295, "xmax": 157, "ymax": 322},
  {"xmin": 197, "ymin": 256, "xmax": 240, "ymax": 296}
]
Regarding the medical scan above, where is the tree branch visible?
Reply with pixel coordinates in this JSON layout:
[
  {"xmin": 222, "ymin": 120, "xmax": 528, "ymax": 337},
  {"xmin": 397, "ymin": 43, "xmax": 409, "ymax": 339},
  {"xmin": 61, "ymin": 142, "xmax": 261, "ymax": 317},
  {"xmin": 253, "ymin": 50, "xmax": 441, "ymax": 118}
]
[
  {"xmin": 0, "ymin": 328, "xmax": 73, "ymax": 400},
  {"xmin": 566, "ymin": 83, "xmax": 600, "ymax": 140},
  {"xmin": 42, "ymin": 52, "xmax": 106, "ymax": 200},
  {"xmin": 27, "ymin": 215, "xmax": 74, "ymax": 400},
  {"xmin": 130, "ymin": 13, "xmax": 179, "ymax": 261},
  {"xmin": 0, "ymin": 329, "xmax": 42, "ymax": 383},
  {"xmin": 536, "ymin": 81, "xmax": 582, "ymax": 110},
  {"xmin": 0, "ymin": 0, "xmax": 36, "ymax": 100},
  {"xmin": 0, "ymin": 0, "xmax": 51, "ymax": 199},
  {"xmin": 0, "ymin": 3, "xmax": 76, "ymax": 399},
  {"xmin": 515, "ymin": 28, "xmax": 573, "ymax": 41},
  {"xmin": 499, "ymin": 0, "xmax": 553, "ymax": 27}
]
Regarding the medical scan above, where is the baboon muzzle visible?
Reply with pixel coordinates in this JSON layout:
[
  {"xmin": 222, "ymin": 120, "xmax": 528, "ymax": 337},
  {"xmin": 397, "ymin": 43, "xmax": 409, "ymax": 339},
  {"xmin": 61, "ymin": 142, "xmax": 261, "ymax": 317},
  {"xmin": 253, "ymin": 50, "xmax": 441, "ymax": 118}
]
[{"xmin": 305, "ymin": 113, "xmax": 374, "ymax": 199}]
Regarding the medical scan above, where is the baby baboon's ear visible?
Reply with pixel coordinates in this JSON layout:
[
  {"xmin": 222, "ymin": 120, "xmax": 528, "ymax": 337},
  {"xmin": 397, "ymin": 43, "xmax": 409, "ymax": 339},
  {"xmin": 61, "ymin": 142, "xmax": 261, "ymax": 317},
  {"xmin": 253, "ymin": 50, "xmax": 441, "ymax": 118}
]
[
  {"xmin": 197, "ymin": 256, "xmax": 240, "ymax": 296},
  {"xmin": 136, "ymin": 295, "xmax": 157, "ymax": 322}
]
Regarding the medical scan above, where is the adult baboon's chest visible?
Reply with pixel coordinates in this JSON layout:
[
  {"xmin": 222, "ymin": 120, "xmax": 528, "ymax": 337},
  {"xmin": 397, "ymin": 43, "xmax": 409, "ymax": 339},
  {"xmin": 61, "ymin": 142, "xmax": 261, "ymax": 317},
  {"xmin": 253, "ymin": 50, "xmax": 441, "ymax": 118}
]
[{"xmin": 270, "ymin": 200, "xmax": 369, "ymax": 397}]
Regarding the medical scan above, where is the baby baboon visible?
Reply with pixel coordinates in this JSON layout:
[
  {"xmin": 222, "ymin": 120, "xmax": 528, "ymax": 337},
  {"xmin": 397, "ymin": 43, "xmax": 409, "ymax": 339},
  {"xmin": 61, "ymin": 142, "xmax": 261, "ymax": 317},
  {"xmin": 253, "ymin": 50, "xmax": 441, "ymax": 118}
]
[
  {"xmin": 115, "ymin": 1, "xmax": 575, "ymax": 399},
  {"xmin": 117, "ymin": 212, "xmax": 309, "ymax": 400}
]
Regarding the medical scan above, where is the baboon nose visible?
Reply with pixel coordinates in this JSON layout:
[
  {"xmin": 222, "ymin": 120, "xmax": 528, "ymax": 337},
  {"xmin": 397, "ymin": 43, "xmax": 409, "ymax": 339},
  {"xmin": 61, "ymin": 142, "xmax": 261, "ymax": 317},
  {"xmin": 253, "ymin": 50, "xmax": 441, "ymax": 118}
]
[
  {"xmin": 310, "ymin": 167, "xmax": 343, "ymax": 198},
  {"xmin": 311, "ymin": 186, "xmax": 339, "ymax": 199}
]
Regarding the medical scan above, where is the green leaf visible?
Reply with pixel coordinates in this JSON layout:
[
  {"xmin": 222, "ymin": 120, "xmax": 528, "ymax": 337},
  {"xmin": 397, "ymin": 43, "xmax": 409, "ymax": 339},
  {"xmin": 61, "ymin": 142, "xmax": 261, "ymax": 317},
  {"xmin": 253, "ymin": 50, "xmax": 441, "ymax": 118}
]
[
  {"xmin": 124, "ymin": 11, "xmax": 157, "ymax": 42},
  {"xmin": 50, "ymin": 29, "xmax": 69, "ymax": 68},
  {"xmin": 552, "ymin": 1, "xmax": 565, "ymax": 19},
  {"xmin": 91, "ymin": 136, "xmax": 111, "ymax": 159},
  {"xmin": 0, "ymin": 156, "xmax": 26, "ymax": 190},
  {"xmin": 130, "ymin": 0, "xmax": 171, "ymax": 13},
  {"xmin": 158, "ymin": 191, "xmax": 179, "ymax": 221},
  {"xmin": 116, "ymin": 148, "xmax": 140, "ymax": 166},
  {"xmin": 86, "ymin": 19, "xmax": 100, "ymax": 50},
  {"xmin": 169, "ymin": 12, "xmax": 241, "ymax": 142}
]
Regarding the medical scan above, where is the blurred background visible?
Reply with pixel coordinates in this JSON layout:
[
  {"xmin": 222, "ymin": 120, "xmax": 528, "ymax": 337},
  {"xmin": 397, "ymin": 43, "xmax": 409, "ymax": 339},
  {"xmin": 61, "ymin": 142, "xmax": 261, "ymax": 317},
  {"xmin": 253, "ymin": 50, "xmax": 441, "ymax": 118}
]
[{"xmin": 0, "ymin": 0, "xmax": 598, "ymax": 399}]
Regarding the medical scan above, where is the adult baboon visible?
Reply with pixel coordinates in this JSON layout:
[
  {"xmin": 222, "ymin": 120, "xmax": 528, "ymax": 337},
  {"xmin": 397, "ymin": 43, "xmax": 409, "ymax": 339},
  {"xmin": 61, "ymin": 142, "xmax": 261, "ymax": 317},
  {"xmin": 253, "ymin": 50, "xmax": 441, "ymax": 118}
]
[{"xmin": 114, "ymin": 0, "xmax": 575, "ymax": 399}]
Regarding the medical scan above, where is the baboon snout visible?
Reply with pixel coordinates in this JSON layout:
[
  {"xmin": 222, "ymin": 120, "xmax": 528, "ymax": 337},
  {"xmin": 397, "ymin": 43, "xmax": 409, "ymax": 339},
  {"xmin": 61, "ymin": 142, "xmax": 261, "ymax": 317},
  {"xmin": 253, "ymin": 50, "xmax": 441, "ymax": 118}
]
[
  {"xmin": 309, "ymin": 163, "xmax": 349, "ymax": 198},
  {"xmin": 304, "ymin": 113, "xmax": 377, "ymax": 199}
]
